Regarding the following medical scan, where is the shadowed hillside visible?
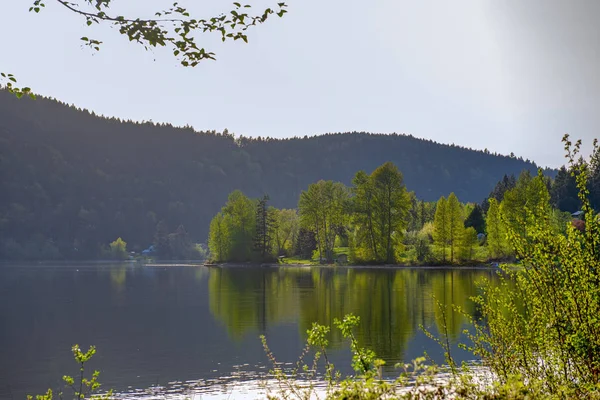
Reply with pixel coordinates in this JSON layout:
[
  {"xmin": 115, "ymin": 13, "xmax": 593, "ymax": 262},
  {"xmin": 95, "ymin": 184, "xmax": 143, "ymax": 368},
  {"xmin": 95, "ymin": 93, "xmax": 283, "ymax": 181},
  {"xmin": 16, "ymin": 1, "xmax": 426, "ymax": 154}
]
[{"xmin": 0, "ymin": 90, "xmax": 545, "ymax": 259}]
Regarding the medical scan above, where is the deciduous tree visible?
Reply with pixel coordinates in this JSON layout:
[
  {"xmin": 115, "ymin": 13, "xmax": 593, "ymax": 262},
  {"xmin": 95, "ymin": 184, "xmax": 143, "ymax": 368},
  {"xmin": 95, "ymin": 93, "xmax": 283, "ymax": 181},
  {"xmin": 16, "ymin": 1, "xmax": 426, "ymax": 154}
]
[
  {"xmin": 459, "ymin": 226, "xmax": 478, "ymax": 262},
  {"xmin": 109, "ymin": 237, "xmax": 127, "ymax": 259},
  {"xmin": 351, "ymin": 162, "xmax": 409, "ymax": 264},
  {"xmin": 208, "ymin": 212, "xmax": 230, "ymax": 262},
  {"xmin": 433, "ymin": 196, "xmax": 448, "ymax": 262},
  {"xmin": 485, "ymin": 198, "xmax": 507, "ymax": 259},
  {"xmin": 2, "ymin": 1, "xmax": 288, "ymax": 97},
  {"xmin": 222, "ymin": 190, "xmax": 256, "ymax": 261},
  {"xmin": 500, "ymin": 170, "xmax": 551, "ymax": 240},
  {"xmin": 273, "ymin": 208, "xmax": 299, "ymax": 256},
  {"xmin": 299, "ymin": 180, "xmax": 348, "ymax": 262},
  {"xmin": 446, "ymin": 192, "xmax": 464, "ymax": 263},
  {"xmin": 371, "ymin": 162, "xmax": 410, "ymax": 263}
]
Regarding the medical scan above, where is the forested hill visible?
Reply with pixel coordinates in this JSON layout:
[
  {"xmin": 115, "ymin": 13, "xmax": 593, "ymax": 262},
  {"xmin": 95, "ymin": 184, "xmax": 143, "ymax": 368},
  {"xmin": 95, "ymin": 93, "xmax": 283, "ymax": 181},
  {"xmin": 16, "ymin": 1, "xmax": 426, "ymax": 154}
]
[{"xmin": 0, "ymin": 90, "xmax": 545, "ymax": 259}]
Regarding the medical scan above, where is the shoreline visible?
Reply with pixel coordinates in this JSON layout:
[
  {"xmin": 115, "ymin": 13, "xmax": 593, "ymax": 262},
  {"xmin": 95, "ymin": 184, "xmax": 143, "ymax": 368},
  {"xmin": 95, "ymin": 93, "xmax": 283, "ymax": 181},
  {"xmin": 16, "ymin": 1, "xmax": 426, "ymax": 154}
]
[
  {"xmin": 204, "ymin": 262, "xmax": 504, "ymax": 270},
  {"xmin": 0, "ymin": 260, "xmax": 510, "ymax": 270}
]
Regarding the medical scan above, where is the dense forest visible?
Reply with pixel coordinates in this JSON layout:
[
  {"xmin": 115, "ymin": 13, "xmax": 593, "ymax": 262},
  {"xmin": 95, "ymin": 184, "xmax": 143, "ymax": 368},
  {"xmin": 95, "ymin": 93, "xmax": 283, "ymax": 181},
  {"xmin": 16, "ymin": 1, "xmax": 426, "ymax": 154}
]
[{"xmin": 0, "ymin": 90, "xmax": 555, "ymax": 260}]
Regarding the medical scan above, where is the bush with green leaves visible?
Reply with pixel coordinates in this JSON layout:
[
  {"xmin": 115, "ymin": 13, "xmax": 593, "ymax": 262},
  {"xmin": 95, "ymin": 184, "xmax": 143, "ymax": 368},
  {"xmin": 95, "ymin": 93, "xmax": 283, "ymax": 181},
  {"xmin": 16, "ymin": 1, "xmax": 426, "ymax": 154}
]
[
  {"xmin": 27, "ymin": 345, "xmax": 111, "ymax": 400},
  {"xmin": 260, "ymin": 313, "xmax": 552, "ymax": 399},
  {"xmin": 108, "ymin": 237, "xmax": 127, "ymax": 260},
  {"xmin": 459, "ymin": 135, "xmax": 600, "ymax": 398}
]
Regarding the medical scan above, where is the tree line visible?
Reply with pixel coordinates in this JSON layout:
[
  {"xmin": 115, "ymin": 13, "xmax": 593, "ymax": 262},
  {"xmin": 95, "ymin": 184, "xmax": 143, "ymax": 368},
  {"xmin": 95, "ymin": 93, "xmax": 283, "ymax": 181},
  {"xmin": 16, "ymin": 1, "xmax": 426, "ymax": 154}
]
[
  {"xmin": 208, "ymin": 159, "xmax": 586, "ymax": 265},
  {"xmin": 0, "ymin": 90, "xmax": 573, "ymax": 261}
]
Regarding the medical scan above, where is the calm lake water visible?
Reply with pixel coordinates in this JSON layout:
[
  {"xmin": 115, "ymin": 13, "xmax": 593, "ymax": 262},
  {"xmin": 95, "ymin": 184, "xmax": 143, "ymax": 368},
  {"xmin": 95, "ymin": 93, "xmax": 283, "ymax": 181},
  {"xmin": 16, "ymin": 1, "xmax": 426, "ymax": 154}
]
[{"xmin": 0, "ymin": 264, "xmax": 498, "ymax": 399}]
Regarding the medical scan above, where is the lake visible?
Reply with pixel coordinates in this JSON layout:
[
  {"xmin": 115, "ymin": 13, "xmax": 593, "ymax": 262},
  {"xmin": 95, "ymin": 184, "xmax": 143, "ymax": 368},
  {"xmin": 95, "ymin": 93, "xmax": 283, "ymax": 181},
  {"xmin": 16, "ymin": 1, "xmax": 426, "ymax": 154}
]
[{"xmin": 0, "ymin": 264, "xmax": 498, "ymax": 399}]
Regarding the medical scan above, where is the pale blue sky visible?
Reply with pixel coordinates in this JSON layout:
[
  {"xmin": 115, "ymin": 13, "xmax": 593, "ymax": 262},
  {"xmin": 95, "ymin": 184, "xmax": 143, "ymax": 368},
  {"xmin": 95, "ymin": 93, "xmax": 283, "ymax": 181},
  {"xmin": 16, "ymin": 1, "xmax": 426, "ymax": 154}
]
[{"xmin": 3, "ymin": 0, "xmax": 600, "ymax": 168}]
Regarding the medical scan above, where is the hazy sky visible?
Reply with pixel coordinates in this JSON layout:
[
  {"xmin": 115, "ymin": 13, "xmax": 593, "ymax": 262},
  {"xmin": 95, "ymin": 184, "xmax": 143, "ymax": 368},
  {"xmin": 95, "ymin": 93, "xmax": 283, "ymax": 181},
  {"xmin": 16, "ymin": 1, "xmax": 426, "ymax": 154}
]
[{"xmin": 3, "ymin": 0, "xmax": 600, "ymax": 168}]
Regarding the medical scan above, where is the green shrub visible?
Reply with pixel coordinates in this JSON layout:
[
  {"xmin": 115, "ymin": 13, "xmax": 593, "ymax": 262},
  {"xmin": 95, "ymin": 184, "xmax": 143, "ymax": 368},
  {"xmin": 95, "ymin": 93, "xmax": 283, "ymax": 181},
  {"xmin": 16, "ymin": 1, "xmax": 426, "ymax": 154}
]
[
  {"xmin": 108, "ymin": 237, "xmax": 127, "ymax": 260},
  {"xmin": 460, "ymin": 136, "xmax": 600, "ymax": 398},
  {"xmin": 27, "ymin": 345, "xmax": 112, "ymax": 400}
]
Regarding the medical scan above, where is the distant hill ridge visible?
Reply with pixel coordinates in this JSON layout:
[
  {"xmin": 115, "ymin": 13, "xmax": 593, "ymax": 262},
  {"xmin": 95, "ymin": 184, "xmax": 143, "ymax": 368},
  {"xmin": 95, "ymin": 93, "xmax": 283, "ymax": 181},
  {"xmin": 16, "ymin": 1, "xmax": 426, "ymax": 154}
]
[{"xmin": 0, "ymin": 90, "xmax": 547, "ymax": 258}]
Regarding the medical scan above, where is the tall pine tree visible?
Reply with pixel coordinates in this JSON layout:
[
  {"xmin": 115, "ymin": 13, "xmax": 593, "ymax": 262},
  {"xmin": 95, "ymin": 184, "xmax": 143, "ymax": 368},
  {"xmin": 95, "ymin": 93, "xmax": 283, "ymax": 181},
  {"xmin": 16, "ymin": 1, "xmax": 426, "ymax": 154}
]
[
  {"xmin": 465, "ymin": 204, "xmax": 486, "ymax": 234},
  {"xmin": 253, "ymin": 195, "xmax": 275, "ymax": 262}
]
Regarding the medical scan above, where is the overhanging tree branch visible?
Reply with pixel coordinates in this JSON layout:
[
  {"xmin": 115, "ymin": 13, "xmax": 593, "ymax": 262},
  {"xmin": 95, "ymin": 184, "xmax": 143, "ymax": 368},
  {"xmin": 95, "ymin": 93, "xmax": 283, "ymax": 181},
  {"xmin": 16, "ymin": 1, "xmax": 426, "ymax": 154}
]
[{"xmin": 2, "ymin": 0, "xmax": 288, "ymax": 98}]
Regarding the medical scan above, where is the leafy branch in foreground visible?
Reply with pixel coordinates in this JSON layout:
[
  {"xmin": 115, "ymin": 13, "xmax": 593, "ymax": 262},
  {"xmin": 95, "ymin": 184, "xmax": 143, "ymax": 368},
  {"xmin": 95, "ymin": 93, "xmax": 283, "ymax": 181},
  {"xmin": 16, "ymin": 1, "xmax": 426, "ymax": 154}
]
[
  {"xmin": 31, "ymin": 0, "xmax": 288, "ymax": 66},
  {"xmin": 27, "ymin": 344, "xmax": 111, "ymax": 400},
  {"xmin": 260, "ymin": 314, "xmax": 484, "ymax": 400},
  {"xmin": 0, "ymin": 73, "xmax": 35, "ymax": 99},
  {"xmin": 4, "ymin": 1, "xmax": 288, "ymax": 97}
]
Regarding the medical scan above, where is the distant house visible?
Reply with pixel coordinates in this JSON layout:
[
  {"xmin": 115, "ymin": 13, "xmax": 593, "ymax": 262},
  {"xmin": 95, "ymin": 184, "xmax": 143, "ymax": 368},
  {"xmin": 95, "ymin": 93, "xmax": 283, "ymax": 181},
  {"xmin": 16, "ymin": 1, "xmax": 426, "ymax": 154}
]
[
  {"xmin": 141, "ymin": 245, "xmax": 156, "ymax": 255},
  {"xmin": 572, "ymin": 211, "xmax": 584, "ymax": 220}
]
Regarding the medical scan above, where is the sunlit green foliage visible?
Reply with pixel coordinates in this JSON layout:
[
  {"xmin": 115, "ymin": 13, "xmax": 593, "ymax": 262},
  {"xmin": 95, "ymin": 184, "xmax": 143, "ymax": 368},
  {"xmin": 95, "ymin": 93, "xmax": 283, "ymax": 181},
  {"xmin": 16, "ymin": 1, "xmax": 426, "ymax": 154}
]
[
  {"xmin": 446, "ymin": 193, "xmax": 464, "ymax": 263},
  {"xmin": 500, "ymin": 170, "xmax": 551, "ymax": 239},
  {"xmin": 405, "ymin": 193, "xmax": 436, "ymax": 233},
  {"xmin": 221, "ymin": 190, "xmax": 256, "ymax": 261},
  {"xmin": 108, "ymin": 237, "xmax": 127, "ymax": 260},
  {"xmin": 208, "ymin": 212, "xmax": 230, "ymax": 262},
  {"xmin": 273, "ymin": 209, "xmax": 299, "ymax": 257},
  {"xmin": 299, "ymin": 180, "xmax": 349, "ymax": 263},
  {"xmin": 350, "ymin": 162, "xmax": 410, "ymax": 264},
  {"xmin": 0, "ymin": 73, "xmax": 34, "ymax": 99},
  {"xmin": 207, "ymin": 190, "xmax": 256, "ymax": 262},
  {"xmin": 205, "ymin": 159, "xmax": 580, "ymax": 267},
  {"xmin": 416, "ymin": 236, "xmax": 433, "ymax": 263},
  {"xmin": 464, "ymin": 136, "xmax": 600, "ymax": 398},
  {"xmin": 433, "ymin": 196, "xmax": 449, "ymax": 262},
  {"xmin": 261, "ymin": 310, "xmax": 550, "ymax": 399},
  {"xmin": 27, "ymin": 344, "xmax": 112, "ymax": 400},
  {"xmin": 485, "ymin": 198, "xmax": 509, "ymax": 259},
  {"xmin": 459, "ymin": 226, "xmax": 478, "ymax": 262}
]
